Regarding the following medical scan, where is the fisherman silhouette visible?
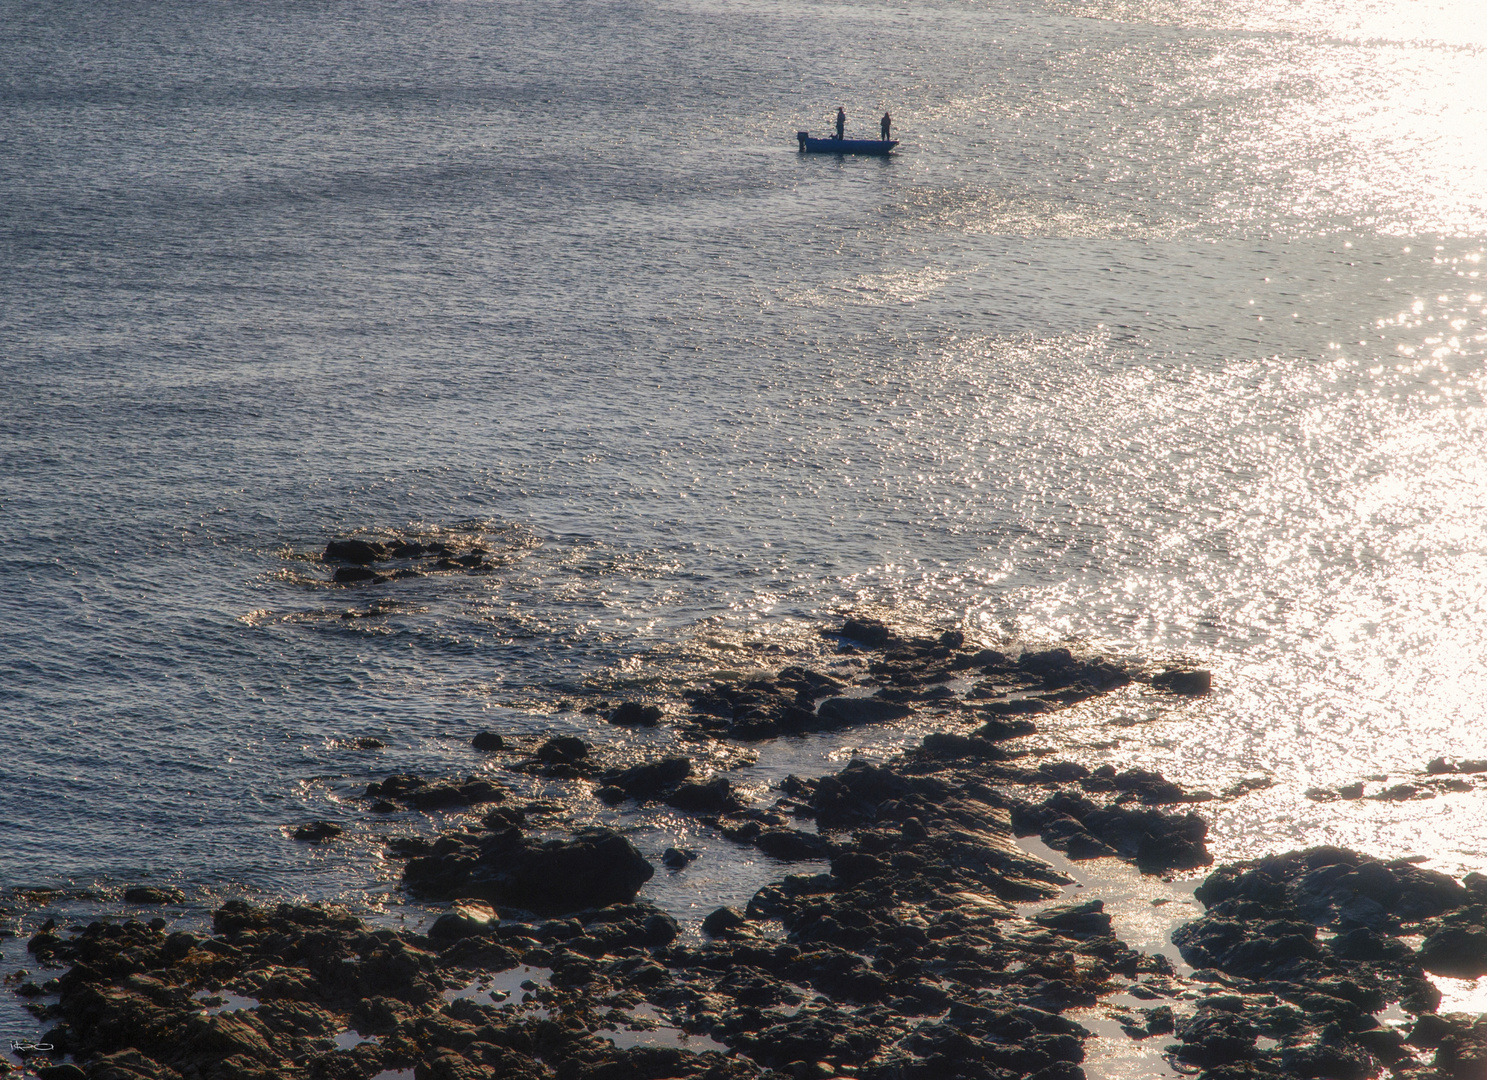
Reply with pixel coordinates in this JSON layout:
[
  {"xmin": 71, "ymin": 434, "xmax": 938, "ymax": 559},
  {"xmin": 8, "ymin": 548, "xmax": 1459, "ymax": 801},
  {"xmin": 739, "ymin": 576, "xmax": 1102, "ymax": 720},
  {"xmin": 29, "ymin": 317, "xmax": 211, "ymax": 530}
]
[
  {"xmin": 835, "ymin": 107, "xmax": 846, "ymax": 140},
  {"xmin": 881, "ymin": 112, "xmax": 892, "ymax": 141}
]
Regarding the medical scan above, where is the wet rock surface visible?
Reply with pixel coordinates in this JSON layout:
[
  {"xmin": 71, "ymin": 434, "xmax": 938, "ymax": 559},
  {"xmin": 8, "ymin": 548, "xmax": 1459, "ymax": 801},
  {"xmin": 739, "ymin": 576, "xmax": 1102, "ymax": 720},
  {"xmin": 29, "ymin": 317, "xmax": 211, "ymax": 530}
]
[
  {"xmin": 402, "ymin": 825, "xmax": 655, "ymax": 914},
  {"xmin": 17, "ymin": 619, "xmax": 1486, "ymax": 1080},
  {"xmin": 1161, "ymin": 846, "xmax": 1482, "ymax": 1078},
  {"xmin": 363, "ymin": 774, "xmax": 507, "ymax": 812},
  {"xmin": 319, "ymin": 530, "xmax": 510, "ymax": 586}
]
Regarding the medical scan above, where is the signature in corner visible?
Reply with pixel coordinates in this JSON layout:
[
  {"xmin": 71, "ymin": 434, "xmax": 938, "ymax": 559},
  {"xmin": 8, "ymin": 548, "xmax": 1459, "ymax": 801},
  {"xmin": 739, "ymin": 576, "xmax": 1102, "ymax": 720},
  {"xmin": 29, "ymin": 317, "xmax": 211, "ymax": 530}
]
[{"xmin": 8, "ymin": 1040, "xmax": 54, "ymax": 1052}]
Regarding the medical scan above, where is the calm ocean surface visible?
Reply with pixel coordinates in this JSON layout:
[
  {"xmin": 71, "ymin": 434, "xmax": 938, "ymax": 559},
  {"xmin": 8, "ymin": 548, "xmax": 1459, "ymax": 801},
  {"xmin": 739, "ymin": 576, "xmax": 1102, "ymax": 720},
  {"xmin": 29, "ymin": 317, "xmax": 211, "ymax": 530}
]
[{"xmin": 3, "ymin": 0, "xmax": 1486, "ymax": 977}]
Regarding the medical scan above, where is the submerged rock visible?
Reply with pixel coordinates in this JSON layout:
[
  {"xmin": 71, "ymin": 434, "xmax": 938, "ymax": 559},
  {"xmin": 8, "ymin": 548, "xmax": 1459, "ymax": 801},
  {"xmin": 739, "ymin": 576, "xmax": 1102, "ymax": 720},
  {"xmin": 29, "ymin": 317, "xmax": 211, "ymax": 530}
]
[
  {"xmin": 1151, "ymin": 668, "xmax": 1212, "ymax": 695},
  {"xmin": 815, "ymin": 696, "xmax": 913, "ymax": 727},
  {"xmin": 364, "ymin": 773, "xmax": 505, "ymax": 810},
  {"xmin": 536, "ymin": 736, "xmax": 589, "ymax": 763},
  {"xmin": 667, "ymin": 775, "xmax": 746, "ymax": 813},
  {"xmin": 604, "ymin": 756, "xmax": 692, "ymax": 800},
  {"xmin": 291, "ymin": 821, "xmax": 343, "ymax": 843},
  {"xmin": 840, "ymin": 617, "xmax": 893, "ymax": 647},
  {"xmin": 324, "ymin": 538, "xmax": 387, "ymax": 564},
  {"xmin": 754, "ymin": 828, "xmax": 831, "ymax": 862},
  {"xmin": 122, "ymin": 886, "xmax": 185, "ymax": 904},
  {"xmin": 608, "ymin": 701, "xmax": 663, "ymax": 727},
  {"xmin": 1013, "ymin": 787, "xmax": 1212, "ymax": 873},
  {"xmin": 1164, "ymin": 844, "xmax": 1466, "ymax": 1072},
  {"xmin": 427, "ymin": 901, "xmax": 498, "ymax": 942}
]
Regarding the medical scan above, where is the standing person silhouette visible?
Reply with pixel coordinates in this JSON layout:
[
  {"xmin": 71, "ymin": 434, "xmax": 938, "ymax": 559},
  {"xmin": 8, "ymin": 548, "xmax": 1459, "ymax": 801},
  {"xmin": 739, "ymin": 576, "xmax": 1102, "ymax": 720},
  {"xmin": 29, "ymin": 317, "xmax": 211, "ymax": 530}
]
[
  {"xmin": 835, "ymin": 107, "xmax": 846, "ymax": 140},
  {"xmin": 880, "ymin": 111, "xmax": 892, "ymax": 141}
]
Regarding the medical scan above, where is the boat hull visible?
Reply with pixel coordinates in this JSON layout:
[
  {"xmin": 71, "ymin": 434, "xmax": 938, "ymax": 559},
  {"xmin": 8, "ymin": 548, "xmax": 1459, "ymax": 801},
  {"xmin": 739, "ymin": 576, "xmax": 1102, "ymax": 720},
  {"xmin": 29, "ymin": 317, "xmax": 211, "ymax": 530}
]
[{"xmin": 796, "ymin": 132, "xmax": 897, "ymax": 156}]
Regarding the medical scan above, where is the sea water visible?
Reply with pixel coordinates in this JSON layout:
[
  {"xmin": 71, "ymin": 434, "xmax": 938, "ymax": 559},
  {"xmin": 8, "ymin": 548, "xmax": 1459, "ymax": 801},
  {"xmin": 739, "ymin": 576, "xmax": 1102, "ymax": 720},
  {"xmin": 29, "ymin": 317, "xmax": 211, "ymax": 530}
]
[{"xmin": 2, "ymin": 0, "xmax": 1486, "ymax": 1048}]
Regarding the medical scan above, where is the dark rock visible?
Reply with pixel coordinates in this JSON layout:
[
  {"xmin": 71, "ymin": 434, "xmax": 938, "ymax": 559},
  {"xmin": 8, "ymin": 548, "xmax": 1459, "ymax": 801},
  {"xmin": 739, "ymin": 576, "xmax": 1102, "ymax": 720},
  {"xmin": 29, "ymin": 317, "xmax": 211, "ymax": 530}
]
[
  {"xmin": 841, "ymin": 618, "xmax": 892, "ymax": 646},
  {"xmin": 815, "ymin": 697, "xmax": 913, "ymax": 728},
  {"xmin": 367, "ymin": 773, "xmax": 426, "ymax": 799},
  {"xmin": 1330, "ymin": 926, "xmax": 1411, "ymax": 963},
  {"xmin": 1042, "ymin": 817, "xmax": 1118, "ymax": 859},
  {"xmin": 1143, "ymin": 1005, "xmax": 1175, "ymax": 1037},
  {"xmin": 1033, "ymin": 900, "xmax": 1112, "ymax": 937},
  {"xmin": 427, "ymin": 902, "xmax": 497, "ymax": 942},
  {"xmin": 978, "ymin": 698, "xmax": 1052, "ymax": 716},
  {"xmin": 405, "ymin": 778, "xmax": 505, "ymax": 810},
  {"xmin": 325, "ymin": 538, "xmax": 387, "ymax": 564},
  {"xmin": 122, "ymin": 886, "xmax": 184, "ymax": 904},
  {"xmin": 292, "ymin": 821, "xmax": 343, "ymax": 843},
  {"xmin": 1019, "ymin": 790, "xmax": 1211, "ymax": 872},
  {"xmin": 1020, "ymin": 648, "xmax": 1074, "ymax": 677},
  {"xmin": 1175, "ymin": 1006, "xmax": 1258, "ymax": 1066},
  {"xmin": 1112, "ymin": 768, "xmax": 1193, "ymax": 805},
  {"xmin": 972, "ymin": 717, "xmax": 1038, "ymax": 740},
  {"xmin": 36, "ymin": 1066, "xmax": 86, "ymax": 1080},
  {"xmin": 666, "ymin": 776, "xmax": 746, "ymax": 813},
  {"xmin": 830, "ymin": 851, "xmax": 888, "ymax": 884},
  {"xmin": 1419, "ymin": 925, "xmax": 1487, "ymax": 978},
  {"xmin": 535, "ymin": 737, "xmax": 589, "ymax": 764},
  {"xmin": 919, "ymin": 732, "xmax": 1007, "ymax": 760},
  {"xmin": 333, "ymin": 565, "xmax": 377, "ymax": 583},
  {"xmin": 1280, "ymin": 1040, "xmax": 1376, "ymax": 1080},
  {"xmin": 1039, "ymin": 761, "xmax": 1091, "ymax": 783},
  {"xmin": 813, "ymin": 760, "xmax": 912, "ymax": 827},
  {"xmin": 608, "ymin": 701, "xmax": 663, "ymax": 727},
  {"xmin": 938, "ymin": 629, "xmax": 966, "ymax": 649},
  {"xmin": 404, "ymin": 826, "xmax": 653, "ymax": 914},
  {"xmin": 756, "ymin": 829, "xmax": 832, "ymax": 861},
  {"xmin": 1152, "ymin": 668, "xmax": 1212, "ymax": 695},
  {"xmin": 949, "ymin": 647, "xmax": 1011, "ymax": 670},
  {"xmin": 604, "ymin": 756, "xmax": 691, "ymax": 800},
  {"xmin": 719, "ymin": 818, "xmax": 763, "ymax": 842},
  {"xmin": 702, "ymin": 906, "xmax": 749, "ymax": 937},
  {"xmin": 661, "ymin": 848, "xmax": 696, "ymax": 869},
  {"xmin": 470, "ymin": 731, "xmax": 504, "ymax": 752},
  {"xmin": 1135, "ymin": 823, "xmax": 1212, "ymax": 872}
]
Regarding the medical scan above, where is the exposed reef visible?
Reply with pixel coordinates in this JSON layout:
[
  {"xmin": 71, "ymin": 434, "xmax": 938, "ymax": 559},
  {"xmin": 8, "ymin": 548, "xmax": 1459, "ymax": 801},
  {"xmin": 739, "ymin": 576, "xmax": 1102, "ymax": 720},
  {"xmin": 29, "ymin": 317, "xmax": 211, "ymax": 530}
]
[
  {"xmin": 10, "ymin": 617, "xmax": 1482, "ymax": 1080},
  {"xmin": 318, "ymin": 529, "xmax": 528, "ymax": 586}
]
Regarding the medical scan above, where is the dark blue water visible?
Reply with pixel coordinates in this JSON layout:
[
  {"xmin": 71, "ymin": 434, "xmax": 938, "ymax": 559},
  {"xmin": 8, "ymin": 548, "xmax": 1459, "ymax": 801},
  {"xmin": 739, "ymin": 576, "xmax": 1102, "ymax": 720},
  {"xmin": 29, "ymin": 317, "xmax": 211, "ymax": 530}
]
[{"xmin": 4, "ymin": 0, "xmax": 1487, "ymax": 1016}]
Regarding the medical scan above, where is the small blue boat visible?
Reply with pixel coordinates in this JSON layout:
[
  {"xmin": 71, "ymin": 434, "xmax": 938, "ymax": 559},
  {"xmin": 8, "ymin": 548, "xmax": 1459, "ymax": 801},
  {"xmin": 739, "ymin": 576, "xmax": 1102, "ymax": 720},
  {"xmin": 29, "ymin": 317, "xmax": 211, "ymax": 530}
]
[{"xmin": 796, "ymin": 131, "xmax": 897, "ymax": 156}]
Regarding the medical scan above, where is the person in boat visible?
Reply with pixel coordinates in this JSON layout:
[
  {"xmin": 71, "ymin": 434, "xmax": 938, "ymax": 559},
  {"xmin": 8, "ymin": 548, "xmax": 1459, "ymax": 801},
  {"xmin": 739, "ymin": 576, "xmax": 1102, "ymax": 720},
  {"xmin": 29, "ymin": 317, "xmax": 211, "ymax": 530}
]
[
  {"xmin": 835, "ymin": 107, "xmax": 846, "ymax": 140},
  {"xmin": 881, "ymin": 111, "xmax": 892, "ymax": 141}
]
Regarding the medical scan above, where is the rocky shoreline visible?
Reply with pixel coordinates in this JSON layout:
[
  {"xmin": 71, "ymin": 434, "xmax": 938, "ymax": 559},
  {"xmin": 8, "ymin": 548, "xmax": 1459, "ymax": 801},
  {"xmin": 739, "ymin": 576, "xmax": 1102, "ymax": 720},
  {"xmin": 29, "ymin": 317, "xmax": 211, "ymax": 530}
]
[{"xmin": 8, "ymin": 618, "xmax": 1487, "ymax": 1080}]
